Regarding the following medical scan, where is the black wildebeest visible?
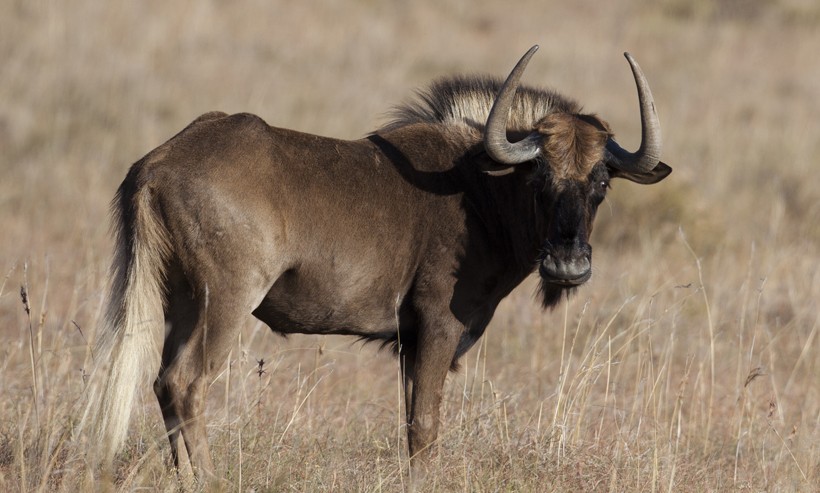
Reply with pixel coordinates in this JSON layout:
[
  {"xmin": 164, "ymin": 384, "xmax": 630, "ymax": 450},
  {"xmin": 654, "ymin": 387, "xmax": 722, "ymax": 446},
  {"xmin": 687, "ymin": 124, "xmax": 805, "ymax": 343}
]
[{"xmin": 87, "ymin": 46, "xmax": 670, "ymax": 479}]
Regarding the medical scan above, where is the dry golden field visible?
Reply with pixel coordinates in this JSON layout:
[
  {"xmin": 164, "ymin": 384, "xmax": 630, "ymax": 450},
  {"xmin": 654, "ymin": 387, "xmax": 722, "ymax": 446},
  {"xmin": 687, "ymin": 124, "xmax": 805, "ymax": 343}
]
[{"xmin": 1, "ymin": 1, "xmax": 819, "ymax": 491}]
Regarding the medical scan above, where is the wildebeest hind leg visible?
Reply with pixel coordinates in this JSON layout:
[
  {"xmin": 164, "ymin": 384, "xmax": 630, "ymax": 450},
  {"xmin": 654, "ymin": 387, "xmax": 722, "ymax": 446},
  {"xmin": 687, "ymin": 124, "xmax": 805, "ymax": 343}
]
[
  {"xmin": 154, "ymin": 273, "xmax": 198, "ymax": 472},
  {"xmin": 154, "ymin": 277, "xmax": 257, "ymax": 483}
]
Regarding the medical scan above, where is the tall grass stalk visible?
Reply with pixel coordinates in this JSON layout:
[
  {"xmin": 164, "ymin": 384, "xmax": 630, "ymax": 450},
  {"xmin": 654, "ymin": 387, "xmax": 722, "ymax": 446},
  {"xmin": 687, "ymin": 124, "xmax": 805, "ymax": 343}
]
[
  {"xmin": 678, "ymin": 228, "xmax": 715, "ymax": 454},
  {"xmin": 21, "ymin": 264, "xmax": 40, "ymax": 428}
]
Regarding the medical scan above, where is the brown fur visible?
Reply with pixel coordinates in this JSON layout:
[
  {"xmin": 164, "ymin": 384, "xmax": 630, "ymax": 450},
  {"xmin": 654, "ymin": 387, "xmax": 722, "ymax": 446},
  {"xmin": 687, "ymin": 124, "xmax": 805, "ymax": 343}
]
[
  {"xmin": 86, "ymin": 59, "xmax": 670, "ymax": 484},
  {"xmin": 537, "ymin": 113, "xmax": 612, "ymax": 182}
]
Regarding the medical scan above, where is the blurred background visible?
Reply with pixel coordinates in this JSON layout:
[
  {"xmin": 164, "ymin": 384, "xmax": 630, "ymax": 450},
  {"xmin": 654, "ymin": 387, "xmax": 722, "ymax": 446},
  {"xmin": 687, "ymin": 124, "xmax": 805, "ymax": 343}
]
[
  {"xmin": 2, "ymin": 0, "xmax": 819, "ymax": 291},
  {"xmin": 1, "ymin": 0, "xmax": 818, "ymax": 490}
]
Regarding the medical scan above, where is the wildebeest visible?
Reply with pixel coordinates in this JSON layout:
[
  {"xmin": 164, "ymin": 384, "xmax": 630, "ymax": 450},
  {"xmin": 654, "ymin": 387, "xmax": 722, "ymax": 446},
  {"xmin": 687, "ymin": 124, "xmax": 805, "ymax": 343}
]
[{"xmin": 87, "ymin": 46, "xmax": 670, "ymax": 480}]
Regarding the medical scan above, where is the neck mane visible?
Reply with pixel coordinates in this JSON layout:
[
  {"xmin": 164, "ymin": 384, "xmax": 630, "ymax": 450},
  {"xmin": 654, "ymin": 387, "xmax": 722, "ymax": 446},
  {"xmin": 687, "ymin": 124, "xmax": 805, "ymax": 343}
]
[{"xmin": 379, "ymin": 75, "xmax": 581, "ymax": 134}]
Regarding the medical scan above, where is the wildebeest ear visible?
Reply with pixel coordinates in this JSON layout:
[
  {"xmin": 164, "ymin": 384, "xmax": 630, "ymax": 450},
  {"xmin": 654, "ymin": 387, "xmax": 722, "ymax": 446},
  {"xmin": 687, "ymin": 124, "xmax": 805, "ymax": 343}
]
[{"xmin": 609, "ymin": 161, "xmax": 672, "ymax": 184}]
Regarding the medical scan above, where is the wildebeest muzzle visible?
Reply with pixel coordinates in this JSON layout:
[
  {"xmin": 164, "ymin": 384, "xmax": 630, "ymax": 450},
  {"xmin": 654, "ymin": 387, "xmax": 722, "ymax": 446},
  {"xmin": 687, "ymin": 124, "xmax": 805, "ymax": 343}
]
[{"xmin": 539, "ymin": 241, "xmax": 592, "ymax": 286}]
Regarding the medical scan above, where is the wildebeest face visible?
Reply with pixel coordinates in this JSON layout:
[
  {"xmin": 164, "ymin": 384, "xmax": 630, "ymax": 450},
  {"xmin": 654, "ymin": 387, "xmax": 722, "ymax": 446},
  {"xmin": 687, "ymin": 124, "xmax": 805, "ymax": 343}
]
[
  {"xmin": 533, "ymin": 112, "xmax": 609, "ymax": 289},
  {"xmin": 532, "ymin": 112, "xmax": 671, "ymax": 307}
]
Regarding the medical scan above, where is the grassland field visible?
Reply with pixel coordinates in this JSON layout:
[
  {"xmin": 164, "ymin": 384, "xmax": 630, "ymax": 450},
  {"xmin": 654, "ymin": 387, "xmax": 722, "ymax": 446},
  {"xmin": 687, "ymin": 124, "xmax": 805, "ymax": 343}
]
[{"xmin": 1, "ymin": 1, "xmax": 818, "ymax": 491}]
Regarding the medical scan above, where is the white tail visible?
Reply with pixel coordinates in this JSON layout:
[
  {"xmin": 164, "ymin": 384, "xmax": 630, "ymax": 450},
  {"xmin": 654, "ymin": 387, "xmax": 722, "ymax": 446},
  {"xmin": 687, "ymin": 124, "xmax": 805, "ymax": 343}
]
[{"xmin": 83, "ymin": 184, "xmax": 171, "ymax": 463}]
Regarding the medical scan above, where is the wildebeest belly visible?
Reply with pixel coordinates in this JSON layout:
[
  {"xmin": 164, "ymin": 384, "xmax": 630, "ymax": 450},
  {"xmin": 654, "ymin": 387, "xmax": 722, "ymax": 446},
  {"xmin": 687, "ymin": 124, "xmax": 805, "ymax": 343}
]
[{"xmin": 251, "ymin": 265, "xmax": 411, "ymax": 339}]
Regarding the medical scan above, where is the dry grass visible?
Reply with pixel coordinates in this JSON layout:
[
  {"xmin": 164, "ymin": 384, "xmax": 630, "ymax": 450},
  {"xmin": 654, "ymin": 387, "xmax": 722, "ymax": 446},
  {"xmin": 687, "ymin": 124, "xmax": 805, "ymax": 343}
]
[{"xmin": 1, "ymin": 0, "xmax": 819, "ymax": 491}]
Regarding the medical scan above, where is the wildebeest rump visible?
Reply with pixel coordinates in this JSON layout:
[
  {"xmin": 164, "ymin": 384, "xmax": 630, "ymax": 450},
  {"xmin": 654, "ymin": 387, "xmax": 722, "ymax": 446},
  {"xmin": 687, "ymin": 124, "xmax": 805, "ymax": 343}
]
[{"xmin": 86, "ymin": 46, "xmax": 671, "ymax": 480}]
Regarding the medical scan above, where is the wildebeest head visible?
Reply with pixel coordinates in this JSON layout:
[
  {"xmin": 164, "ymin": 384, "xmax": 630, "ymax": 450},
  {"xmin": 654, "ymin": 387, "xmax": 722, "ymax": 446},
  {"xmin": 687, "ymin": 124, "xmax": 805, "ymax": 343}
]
[{"xmin": 483, "ymin": 46, "xmax": 672, "ymax": 307}]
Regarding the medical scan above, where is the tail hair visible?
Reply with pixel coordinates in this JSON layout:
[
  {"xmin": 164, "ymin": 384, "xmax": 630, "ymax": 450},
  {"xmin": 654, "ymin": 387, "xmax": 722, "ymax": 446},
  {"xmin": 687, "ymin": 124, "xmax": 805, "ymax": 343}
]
[{"xmin": 82, "ymin": 177, "xmax": 171, "ymax": 463}]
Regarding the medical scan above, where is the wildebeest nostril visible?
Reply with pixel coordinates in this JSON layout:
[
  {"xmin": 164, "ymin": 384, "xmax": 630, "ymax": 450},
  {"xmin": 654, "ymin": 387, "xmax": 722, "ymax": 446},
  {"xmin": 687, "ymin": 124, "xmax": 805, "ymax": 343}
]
[{"xmin": 540, "ymin": 250, "xmax": 591, "ymax": 283}]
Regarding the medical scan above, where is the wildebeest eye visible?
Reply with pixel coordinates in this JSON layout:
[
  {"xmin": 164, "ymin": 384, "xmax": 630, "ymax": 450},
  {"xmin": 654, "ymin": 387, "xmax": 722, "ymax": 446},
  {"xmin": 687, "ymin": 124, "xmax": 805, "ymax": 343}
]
[{"xmin": 593, "ymin": 180, "xmax": 610, "ymax": 204}]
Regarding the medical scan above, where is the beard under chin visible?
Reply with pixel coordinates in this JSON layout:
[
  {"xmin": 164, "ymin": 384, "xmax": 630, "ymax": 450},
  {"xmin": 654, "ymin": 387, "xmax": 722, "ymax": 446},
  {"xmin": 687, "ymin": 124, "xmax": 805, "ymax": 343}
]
[{"xmin": 537, "ymin": 278, "xmax": 577, "ymax": 310}]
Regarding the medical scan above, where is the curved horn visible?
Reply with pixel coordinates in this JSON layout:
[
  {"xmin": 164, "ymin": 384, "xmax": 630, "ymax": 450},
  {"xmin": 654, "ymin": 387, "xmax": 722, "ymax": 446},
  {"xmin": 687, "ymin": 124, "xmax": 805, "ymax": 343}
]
[
  {"xmin": 484, "ymin": 45, "xmax": 543, "ymax": 165},
  {"xmin": 606, "ymin": 52, "xmax": 663, "ymax": 173}
]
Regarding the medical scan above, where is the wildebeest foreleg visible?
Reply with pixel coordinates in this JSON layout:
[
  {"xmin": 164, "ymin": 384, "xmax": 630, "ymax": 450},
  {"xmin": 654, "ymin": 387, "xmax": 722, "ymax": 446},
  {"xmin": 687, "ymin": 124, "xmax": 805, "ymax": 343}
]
[{"xmin": 406, "ymin": 315, "xmax": 462, "ymax": 462}]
